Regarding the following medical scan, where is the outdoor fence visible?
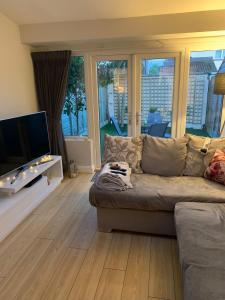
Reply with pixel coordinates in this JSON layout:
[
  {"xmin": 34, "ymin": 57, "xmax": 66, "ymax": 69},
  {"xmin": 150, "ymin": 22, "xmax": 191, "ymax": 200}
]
[{"xmin": 62, "ymin": 73, "xmax": 222, "ymax": 137}]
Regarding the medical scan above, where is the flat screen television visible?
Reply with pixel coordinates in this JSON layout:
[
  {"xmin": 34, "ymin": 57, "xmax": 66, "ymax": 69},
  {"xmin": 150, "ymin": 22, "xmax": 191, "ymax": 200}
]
[{"xmin": 0, "ymin": 112, "xmax": 50, "ymax": 177}]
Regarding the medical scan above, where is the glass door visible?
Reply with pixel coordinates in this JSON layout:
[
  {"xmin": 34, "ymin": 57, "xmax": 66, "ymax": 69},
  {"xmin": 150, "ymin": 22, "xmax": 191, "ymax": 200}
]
[
  {"xmin": 185, "ymin": 50, "xmax": 225, "ymax": 137},
  {"xmin": 92, "ymin": 56, "xmax": 132, "ymax": 167},
  {"xmin": 136, "ymin": 53, "xmax": 180, "ymax": 137}
]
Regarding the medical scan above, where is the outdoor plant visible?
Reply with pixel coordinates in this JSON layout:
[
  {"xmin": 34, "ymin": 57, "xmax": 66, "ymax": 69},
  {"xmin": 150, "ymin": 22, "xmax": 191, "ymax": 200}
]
[
  {"xmin": 149, "ymin": 107, "xmax": 158, "ymax": 113},
  {"xmin": 97, "ymin": 60, "xmax": 128, "ymax": 87},
  {"xmin": 97, "ymin": 60, "xmax": 128, "ymax": 127},
  {"xmin": 63, "ymin": 56, "xmax": 86, "ymax": 135}
]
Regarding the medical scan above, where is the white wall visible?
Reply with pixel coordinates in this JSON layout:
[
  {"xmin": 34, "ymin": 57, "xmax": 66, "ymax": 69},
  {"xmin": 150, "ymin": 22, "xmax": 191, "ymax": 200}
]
[
  {"xmin": 0, "ymin": 12, "xmax": 37, "ymax": 119},
  {"xmin": 65, "ymin": 138, "xmax": 94, "ymax": 173}
]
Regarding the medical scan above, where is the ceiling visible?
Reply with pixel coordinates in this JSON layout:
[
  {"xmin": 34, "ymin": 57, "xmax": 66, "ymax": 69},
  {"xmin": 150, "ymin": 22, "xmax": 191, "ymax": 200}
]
[{"xmin": 1, "ymin": 0, "xmax": 225, "ymax": 25}]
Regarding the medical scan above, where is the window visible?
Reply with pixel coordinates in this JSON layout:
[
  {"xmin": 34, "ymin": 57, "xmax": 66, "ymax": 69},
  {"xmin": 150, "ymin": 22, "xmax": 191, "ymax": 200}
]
[
  {"xmin": 62, "ymin": 56, "xmax": 88, "ymax": 136},
  {"xmin": 215, "ymin": 50, "xmax": 225, "ymax": 59},
  {"xmin": 215, "ymin": 50, "xmax": 222, "ymax": 59},
  {"xmin": 96, "ymin": 59, "xmax": 129, "ymax": 157},
  {"xmin": 185, "ymin": 50, "xmax": 224, "ymax": 137},
  {"xmin": 140, "ymin": 58, "xmax": 175, "ymax": 137}
]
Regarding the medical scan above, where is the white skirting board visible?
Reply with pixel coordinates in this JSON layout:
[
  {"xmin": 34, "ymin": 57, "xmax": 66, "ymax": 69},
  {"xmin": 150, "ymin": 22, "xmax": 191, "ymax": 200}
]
[
  {"xmin": 0, "ymin": 156, "xmax": 63, "ymax": 242},
  {"xmin": 77, "ymin": 165, "xmax": 95, "ymax": 173}
]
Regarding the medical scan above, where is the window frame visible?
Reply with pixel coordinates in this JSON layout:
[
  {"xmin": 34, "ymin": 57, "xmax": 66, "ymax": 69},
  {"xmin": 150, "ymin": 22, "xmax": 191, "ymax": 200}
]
[
  {"xmin": 135, "ymin": 52, "xmax": 181, "ymax": 137},
  {"xmin": 180, "ymin": 43, "xmax": 225, "ymax": 137},
  {"xmin": 65, "ymin": 39, "xmax": 225, "ymax": 168},
  {"xmin": 91, "ymin": 54, "xmax": 132, "ymax": 168}
]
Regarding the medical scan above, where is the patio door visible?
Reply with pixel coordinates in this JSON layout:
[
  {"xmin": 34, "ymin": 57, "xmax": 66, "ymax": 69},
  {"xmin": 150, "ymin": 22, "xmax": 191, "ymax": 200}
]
[
  {"xmin": 92, "ymin": 55, "xmax": 132, "ymax": 167},
  {"xmin": 136, "ymin": 53, "xmax": 180, "ymax": 137}
]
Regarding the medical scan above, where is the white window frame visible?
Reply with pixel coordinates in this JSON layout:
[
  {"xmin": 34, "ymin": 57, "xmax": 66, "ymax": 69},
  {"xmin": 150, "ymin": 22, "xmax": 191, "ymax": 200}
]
[
  {"xmin": 180, "ymin": 42, "xmax": 225, "ymax": 137},
  {"xmin": 90, "ymin": 54, "xmax": 132, "ymax": 168},
  {"xmin": 135, "ymin": 52, "xmax": 181, "ymax": 137},
  {"xmin": 65, "ymin": 38, "xmax": 225, "ymax": 170}
]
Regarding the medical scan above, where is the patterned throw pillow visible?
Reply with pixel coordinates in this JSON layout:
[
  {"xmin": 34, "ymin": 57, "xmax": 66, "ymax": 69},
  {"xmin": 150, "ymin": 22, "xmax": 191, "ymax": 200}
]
[
  {"xmin": 103, "ymin": 134, "xmax": 143, "ymax": 173},
  {"xmin": 183, "ymin": 134, "xmax": 225, "ymax": 177},
  {"xmin": 204, "ymin": 149, "xmax": 225, "ymax": 185}
]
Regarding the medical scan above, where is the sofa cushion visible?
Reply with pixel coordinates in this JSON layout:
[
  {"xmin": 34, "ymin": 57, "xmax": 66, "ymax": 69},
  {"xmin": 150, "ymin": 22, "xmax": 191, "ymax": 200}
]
[
  {"xmin": 89, "ymin": 174, "xmax": 225, "ymax": 212},
  {"xmin": 103, "ymin": 134, "xmax": 143, "ymax": 173},
  {"xmin": 183, "ymin": 134, "xmax": 225, "ymax": 177},
  {"xmin": 205, "ymin": 149, "xmax": 225, "ymax": 185},
  {"xmin": 141, "ymin": 136, "xmax": 187, "ymax": 176},
  {"xmin": 175, "ymin": 202, "xmax": 225, "ymax": 300}
]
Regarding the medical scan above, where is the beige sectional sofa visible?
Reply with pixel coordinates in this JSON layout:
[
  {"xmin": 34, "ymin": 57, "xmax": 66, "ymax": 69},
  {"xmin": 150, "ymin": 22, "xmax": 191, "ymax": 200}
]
[
  {"xmin": 89, "ymin": 134, "xmax": 225, "ymax": 235},
  {"xmin": 89, "ymin": 133, "xmax": 225, "ymax": 300}
]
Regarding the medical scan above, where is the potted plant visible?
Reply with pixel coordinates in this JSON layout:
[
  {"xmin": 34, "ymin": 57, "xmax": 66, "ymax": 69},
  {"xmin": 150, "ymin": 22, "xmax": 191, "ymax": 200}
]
[{"xmin": 148, "ymin": 107, "xmax": 162, "ymax": 125}]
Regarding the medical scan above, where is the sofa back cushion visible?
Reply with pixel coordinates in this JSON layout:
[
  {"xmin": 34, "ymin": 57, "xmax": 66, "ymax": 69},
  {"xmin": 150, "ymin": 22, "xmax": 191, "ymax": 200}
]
[
  {"xmin": 183, "ymin": 134, "xmax": 225, "ymax": 177},
  {"xmin": 103, "ymin": 134, "xmax": 143, "ymax": 173},
  {"xmin": 204, "ymin": 149, "xmax": 225, "ymax": 185},
  {"xmin": 141, "ymin": 135, "xmax": 187, "ymax": 176}
]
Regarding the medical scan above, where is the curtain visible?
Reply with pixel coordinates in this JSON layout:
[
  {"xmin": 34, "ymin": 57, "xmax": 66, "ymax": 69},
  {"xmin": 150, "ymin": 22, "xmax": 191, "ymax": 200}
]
[{"xmin": 31, "ymin": 50, "xmax": 71, "ymax": 170}]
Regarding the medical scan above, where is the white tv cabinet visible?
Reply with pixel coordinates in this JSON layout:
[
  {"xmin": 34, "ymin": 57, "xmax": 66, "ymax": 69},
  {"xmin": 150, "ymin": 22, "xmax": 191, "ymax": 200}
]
[{"xmin": 0, "ymin": 155, "xmax": 63, "ymax": 242}]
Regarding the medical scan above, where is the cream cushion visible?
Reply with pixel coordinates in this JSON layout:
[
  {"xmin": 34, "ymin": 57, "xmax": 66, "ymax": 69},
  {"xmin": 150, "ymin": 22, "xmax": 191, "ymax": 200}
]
[{"xmin": 183, "ymin": 134, "xmax": 225, "ymax": 177}]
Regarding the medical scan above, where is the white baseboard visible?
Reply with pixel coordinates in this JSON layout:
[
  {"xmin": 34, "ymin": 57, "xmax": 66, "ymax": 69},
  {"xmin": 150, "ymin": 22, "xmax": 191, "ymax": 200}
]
[{"xmin": 77, "ymin": 165, "xmax": 95, "ymax": 173}]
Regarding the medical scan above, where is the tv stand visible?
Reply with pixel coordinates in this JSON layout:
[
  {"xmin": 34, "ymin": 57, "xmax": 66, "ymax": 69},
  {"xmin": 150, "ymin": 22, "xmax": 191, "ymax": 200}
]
[
  {"xmin": 24, "ymin": 174, "xmax": 42, "ymax": 188},
  {"xmin": 0, "ymin": 155, "xmax": 63, "ymax": 241}
]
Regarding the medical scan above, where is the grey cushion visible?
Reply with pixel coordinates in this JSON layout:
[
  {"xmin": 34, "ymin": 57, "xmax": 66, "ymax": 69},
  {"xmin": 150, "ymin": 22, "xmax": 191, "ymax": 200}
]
[
  {"xmin": 175, "ymin": 202, "xmax": 225, "ymax": 300},
  {"xmin": 183, "ymin": 134, "xmax": 225, "ymax": 177},
  {"xmin": 141, "ymin": 136, "xmax": 187, "ymax": 176},
  {"xmin": 89, "ymin": 174, "xmax": 225, "ymax": 212}
]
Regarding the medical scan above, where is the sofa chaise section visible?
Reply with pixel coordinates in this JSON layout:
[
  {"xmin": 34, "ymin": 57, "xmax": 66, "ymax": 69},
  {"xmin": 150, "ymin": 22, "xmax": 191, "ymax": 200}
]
[{"xmin": 175, "ymin": 202, "xmax": 225, "ymax": 300}]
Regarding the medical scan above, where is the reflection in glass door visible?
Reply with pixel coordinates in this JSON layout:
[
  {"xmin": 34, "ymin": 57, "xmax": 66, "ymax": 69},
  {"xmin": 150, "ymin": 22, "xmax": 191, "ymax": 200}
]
[
  {"xmin": 96, "ymin": 59, "xmax": 129, "ymax": 158},
  {"xmin": 140, "ymin": 57, "xmax": 176, "ymax": 137}
]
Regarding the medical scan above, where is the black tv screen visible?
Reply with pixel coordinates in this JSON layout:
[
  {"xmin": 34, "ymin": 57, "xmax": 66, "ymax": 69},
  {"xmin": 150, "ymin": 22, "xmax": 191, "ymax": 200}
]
[{"xmin": 0, "ymin": 112, "xmax": 50, "ymax": 177}]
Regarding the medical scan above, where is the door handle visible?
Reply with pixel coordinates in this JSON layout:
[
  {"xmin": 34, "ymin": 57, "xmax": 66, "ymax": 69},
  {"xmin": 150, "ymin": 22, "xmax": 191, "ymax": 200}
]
[
  {"xmin": 136, "ymin": 113, "xmax": 141, "ymax": 125},
  {"xmin": 128, "ymin": 113, "xmax": 132, "ymax": 125}
]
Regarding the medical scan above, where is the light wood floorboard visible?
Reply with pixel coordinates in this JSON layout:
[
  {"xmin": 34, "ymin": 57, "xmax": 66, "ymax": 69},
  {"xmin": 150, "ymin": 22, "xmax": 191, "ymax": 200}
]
[
  {"xmin": 104, "ymin": 232, "xmax": 132, "ymax": 270},
  {"xmin": 67, "ymin": 232, "xmax": 112, "ymax": 300},
  {"xmin": 70, "ymin": 207, "xmax": 97, "ymax": 249},
  {"xmin": 94, "ymin": 269, "xmax": 125, "ymax": 300},
  {"xmin": 121, "ymin": 235, "xmax": 151, "ymax": 300},
  {"xmin": 0, "ymin": 173, "xmax": 183, "ymax": 300},
  {"xmin": 171, "ymin": 239, "xmax": 183, "ymax": 300},
  {"xmin": 149, "ymin": 237, "xmax": 175, "ymax": 300},
  {"xmin": 41, "ymin": 248, "xmax": 86, "ymax": 300},
  {"xmin": 0, "ymin": 238, "xmax": 52, "ymax": 299}
]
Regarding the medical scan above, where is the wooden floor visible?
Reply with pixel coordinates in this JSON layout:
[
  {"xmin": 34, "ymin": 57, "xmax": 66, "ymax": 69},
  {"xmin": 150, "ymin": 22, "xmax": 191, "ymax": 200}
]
[{"xmin": 0, "ymin": 174, "xmax": 183, "ymax": 300}]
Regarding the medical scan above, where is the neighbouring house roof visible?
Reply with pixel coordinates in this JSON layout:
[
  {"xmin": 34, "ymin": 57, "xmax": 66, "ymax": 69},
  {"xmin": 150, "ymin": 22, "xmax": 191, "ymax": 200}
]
[
  {"xmin": 189, "ymin": 57, "xmax": 217, "ymax": 75},
  {"xmin": 160, "ymin": 57, "xmax": 217, "ymax": 75}
]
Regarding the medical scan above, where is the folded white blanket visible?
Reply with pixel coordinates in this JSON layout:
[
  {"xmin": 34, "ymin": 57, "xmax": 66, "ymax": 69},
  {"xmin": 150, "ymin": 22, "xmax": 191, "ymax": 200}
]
[{"xmin": 95, "ymin": 162, "xmax": 133, "ymax": 191}]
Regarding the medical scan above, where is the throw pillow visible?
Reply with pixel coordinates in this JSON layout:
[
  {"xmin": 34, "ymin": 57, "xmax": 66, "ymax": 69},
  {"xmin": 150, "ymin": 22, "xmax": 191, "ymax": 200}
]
[
  {"xmin": 204, "ymin": 149, "xmax": 225, "ymax": 185},
  {"xmin": 183, "ymin": 134, "xmax": 225, "ymax": 177},
  {"xmin": 141, "ymin": 135, "xmax": 188, "ymax": 176},
  {"xmin": 103, "ymin": 134, "xmax": 143, "ymax": 173}
]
